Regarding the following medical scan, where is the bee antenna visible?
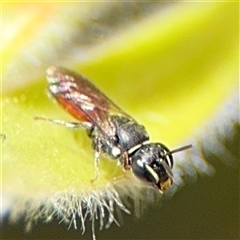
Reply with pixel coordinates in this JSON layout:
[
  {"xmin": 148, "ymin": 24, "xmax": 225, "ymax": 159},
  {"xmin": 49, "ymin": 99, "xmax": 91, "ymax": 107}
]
[{"xmin": 166, "ymin": 144, "xmax": 194, "ymax": 155}]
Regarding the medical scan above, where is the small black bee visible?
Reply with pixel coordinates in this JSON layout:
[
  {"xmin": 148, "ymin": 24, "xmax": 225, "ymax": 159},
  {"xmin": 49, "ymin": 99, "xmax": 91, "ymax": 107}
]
[{"xmin": 36, "ymin": 66, "xmax": 193, "ymax": 193}]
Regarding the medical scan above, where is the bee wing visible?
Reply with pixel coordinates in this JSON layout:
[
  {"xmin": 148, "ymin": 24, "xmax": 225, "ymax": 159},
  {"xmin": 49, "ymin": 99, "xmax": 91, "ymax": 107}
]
[{"xmin": 47, "ymin": 66, "xmax": 132, "ymax": 137}]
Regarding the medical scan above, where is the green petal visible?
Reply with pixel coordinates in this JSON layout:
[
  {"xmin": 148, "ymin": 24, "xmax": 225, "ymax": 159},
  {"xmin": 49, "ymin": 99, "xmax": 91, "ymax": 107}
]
[{"xmin": 2, "ymin": 1, "xmax": 238, "ymax": 231}]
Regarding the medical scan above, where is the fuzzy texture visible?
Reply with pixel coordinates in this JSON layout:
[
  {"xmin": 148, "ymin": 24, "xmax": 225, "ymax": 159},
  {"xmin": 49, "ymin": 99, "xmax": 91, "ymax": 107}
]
[{"xmin": 2, "ymin": 2, "xmax": 239, "ymax": 239}]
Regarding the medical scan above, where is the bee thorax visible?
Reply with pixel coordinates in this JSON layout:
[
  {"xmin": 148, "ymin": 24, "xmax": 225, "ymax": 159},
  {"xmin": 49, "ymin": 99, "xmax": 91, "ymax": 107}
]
[{"xmin": 111, "ymin": 146, "xmax": 121, "ymax": 158}]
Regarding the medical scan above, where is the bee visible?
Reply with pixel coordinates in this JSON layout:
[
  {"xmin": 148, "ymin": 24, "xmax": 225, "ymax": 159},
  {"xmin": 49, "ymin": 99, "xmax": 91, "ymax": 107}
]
[{"xmin": 36, "ymin": 66, "xmax": 193, "ymax": 193}]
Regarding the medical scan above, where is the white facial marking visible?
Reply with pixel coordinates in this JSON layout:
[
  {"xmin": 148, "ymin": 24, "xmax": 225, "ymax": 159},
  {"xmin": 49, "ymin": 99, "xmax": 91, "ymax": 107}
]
[
  {"xmin": 146, "ymin": 165, "xmax": 159, "ymax": 183},
  {"xmin": 161, "ymin": 160, "xmax": 173, "ymax": 178}
]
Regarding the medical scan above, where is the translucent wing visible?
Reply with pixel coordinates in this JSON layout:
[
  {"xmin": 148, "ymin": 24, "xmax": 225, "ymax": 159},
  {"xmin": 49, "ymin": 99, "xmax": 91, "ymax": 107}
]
[{"xmin": 47, "ymin": 66, "xmax": 132, "ymax": 137}]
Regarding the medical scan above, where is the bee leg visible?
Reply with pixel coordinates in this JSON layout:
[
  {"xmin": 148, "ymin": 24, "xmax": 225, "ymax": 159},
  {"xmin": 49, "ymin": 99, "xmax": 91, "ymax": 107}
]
[
  {"xmin": 121, "ymin": 152, "xmax": 131, "ymax": 171},
  {"xmin": 91, "ymin": 151, "xmax": 100, "ymax": 182},
  {"xmin": 34, "ymin": 116, "xmax": 92, "ymax": 130}
]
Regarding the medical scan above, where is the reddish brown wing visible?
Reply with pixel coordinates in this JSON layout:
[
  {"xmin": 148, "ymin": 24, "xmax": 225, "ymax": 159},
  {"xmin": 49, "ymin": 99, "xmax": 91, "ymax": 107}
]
[{"xmin": 46, "ymin": 66, "xmax": 131, "ymax": 137}]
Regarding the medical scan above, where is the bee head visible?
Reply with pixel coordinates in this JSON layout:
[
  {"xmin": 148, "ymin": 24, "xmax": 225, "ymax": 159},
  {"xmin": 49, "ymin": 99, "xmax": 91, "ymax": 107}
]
[{"xmin": 130, "ymin": 143, "xmax": 193, "ymax": 192}]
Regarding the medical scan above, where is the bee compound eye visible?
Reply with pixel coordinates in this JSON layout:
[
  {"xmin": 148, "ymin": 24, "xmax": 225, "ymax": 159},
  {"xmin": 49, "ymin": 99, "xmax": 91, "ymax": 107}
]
[{"xmin": 131, "ymin": 159, "xmax": 160, "ymax": 185}]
